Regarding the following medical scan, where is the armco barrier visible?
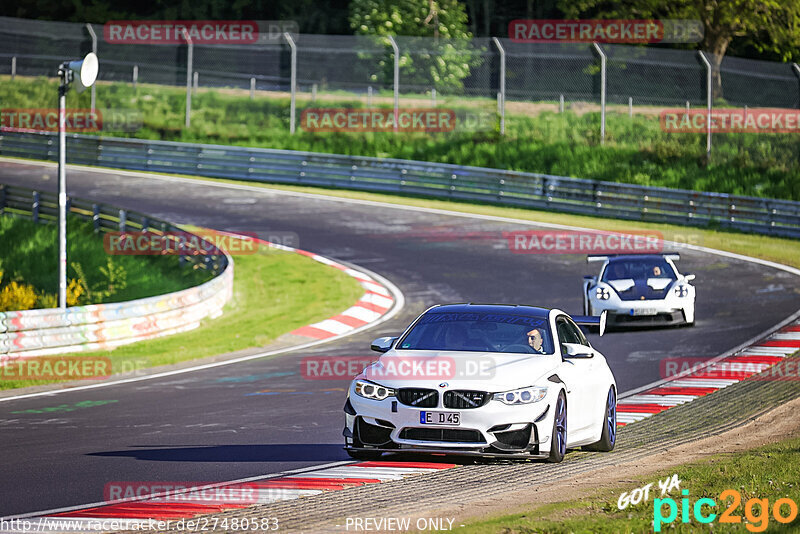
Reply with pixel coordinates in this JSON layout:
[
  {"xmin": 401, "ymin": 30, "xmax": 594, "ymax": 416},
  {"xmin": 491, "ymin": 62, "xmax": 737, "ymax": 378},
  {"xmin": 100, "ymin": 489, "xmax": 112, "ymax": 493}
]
[
  {"xmin": 1, "ymin": 130, "xmax": 799, "ymax": 238},
  {"xmin": 0, "ymin": 184, "xmax": 233, "ymax": 359}
]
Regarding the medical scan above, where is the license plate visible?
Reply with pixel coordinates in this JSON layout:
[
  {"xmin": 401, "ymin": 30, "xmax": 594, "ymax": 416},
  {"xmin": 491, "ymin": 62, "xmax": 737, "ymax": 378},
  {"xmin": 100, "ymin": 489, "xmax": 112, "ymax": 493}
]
[
  {"xmin": 420, "ymin": 411, "xmax": 460, "ymax": 426},
  {"xmin": 631, "ymin": 308, "xmax": 658, "ymax": 316}
]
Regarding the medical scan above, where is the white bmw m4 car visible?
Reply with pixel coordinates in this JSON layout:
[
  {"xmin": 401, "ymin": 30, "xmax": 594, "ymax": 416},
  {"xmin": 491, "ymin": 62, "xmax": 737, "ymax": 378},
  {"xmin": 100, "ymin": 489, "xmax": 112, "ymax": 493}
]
[
  {"xmin": 583, "ymin": 254, "xmax": 696, "ymax": 327},
  {"xmin": 343, "ymin": 304, "xmax": 617, "ymax": 463}
]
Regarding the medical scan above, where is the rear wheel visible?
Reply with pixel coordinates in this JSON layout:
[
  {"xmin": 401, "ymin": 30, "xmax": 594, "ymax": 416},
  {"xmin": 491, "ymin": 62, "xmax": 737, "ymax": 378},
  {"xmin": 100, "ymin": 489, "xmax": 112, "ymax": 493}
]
[
  {"xmin": 585, "ymin": 387, "xmax": 616, "ymax": 452},
  {"xmin": 547, "ymin": 392, "xmax": 567, "ymax": 463}
]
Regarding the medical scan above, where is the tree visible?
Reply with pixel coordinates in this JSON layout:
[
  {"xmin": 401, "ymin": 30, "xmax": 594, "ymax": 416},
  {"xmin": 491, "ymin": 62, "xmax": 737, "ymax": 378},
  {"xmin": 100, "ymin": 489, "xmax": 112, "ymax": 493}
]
[
  {"xmin": 559, "ymin": 0, "xmax": 800, "ymax": 99},
  {"xmin": 349, "ymin": 0, "xmax": 481, "ymax": 93}
]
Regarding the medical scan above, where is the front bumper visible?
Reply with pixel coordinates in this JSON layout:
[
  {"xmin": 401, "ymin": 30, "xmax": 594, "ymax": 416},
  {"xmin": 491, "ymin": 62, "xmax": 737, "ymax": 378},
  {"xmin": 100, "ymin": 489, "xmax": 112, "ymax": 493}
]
[
  {"xmin": 344, "ymin": 393, "xmax": 553, "ymax": 458},
  {"xmin": 589, "ymin": 299, "xmax": 692, "ymax": 327}
]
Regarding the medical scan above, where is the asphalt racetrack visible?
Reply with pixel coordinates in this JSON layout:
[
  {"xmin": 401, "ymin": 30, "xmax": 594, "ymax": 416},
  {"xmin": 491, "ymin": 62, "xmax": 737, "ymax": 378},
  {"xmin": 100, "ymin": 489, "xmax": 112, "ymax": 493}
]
[{"xmin": 1, "ymin": 159, "xmax": 799, "ymax": 516}]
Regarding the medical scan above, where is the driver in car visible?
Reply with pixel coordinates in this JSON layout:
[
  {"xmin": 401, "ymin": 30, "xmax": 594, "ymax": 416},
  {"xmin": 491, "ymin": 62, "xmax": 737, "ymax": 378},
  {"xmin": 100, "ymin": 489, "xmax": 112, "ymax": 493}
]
[{"xmin": 526, "ymin": 328, "xmax": 546, "ymax": 354}]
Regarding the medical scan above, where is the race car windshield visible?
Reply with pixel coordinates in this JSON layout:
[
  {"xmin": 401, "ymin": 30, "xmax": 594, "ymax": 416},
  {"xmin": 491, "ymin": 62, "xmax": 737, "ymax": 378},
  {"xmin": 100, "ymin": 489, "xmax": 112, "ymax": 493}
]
[
  {"xmin": 397, "ymin": 311, "xmax": 554, "ymax": 354},
  {"xmin": 602, "ymin": 258, "xmax": 677, "ymax": 282}
]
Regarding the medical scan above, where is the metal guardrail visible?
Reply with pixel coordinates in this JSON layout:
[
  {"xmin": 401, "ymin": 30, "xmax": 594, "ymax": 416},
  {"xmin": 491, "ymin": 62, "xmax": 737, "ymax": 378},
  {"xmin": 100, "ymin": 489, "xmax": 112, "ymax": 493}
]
[
  {"xmin": 0, "ymin": 183, "xmax": 233, "ymax": 358},
  {"xmin": 1, "ymin": 130, "xmax": 799, "ymax": 238}
]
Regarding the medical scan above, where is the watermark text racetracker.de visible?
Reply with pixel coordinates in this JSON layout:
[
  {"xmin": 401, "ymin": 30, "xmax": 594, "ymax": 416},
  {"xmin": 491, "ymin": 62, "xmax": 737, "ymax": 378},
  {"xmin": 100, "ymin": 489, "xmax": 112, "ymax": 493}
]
[
  {"xmin": 661, "ymin": 357, "xmax": 800, "ymax": 381},
  {"xmin": 301, "ymin": 355, "xmax": 495, "ymax": 381},
  {"xmin": 102, "ymin": 230, "xmax": 300, "ymax": 256},
  {"xmin": 505, "ymin": 229, "xmax": 664, "ymax": 254},
  {"xmin": 0, "ymin": 356, "xmax": 111, "ymax": 381},
  {"xmin": 661, "ymin": 108, "xmax": 800, "ymax": 133},
  {"xmin": 1, "ymin": 108, "xmax": 143, "ymax": 133},
  {"xmin": 509, "ymin": 19, "xmax": 702, "ymax": 43}
]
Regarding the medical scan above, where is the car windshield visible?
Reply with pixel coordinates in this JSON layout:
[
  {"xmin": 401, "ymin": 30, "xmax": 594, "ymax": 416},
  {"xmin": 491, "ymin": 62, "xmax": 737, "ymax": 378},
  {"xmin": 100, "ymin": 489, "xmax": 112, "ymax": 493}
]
[
  {"xmin": 397, "ymin": 311, "xmax": 554, "ymax": 354},
  {"xmin": 602, "ymin": 258, "xmax": 676, "ymax": 282}
]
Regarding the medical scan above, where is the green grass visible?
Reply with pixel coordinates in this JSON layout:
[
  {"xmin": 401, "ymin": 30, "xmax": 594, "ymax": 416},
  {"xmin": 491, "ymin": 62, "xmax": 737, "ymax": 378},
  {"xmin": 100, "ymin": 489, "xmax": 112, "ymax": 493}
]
[
  {"xmin": 2, "ymin": 75, "xmax": 798, "ymax": 200},
  {"xmin": 458, "ymin": 436, "xmax": 800, "ymax": 533},
  {"xmin": 0, "ymin": 244, "xmax": 365, "ymax": 390},
  {"xmin": 0, "ymin": 214, "xmax": 209, "ymax": 304}
]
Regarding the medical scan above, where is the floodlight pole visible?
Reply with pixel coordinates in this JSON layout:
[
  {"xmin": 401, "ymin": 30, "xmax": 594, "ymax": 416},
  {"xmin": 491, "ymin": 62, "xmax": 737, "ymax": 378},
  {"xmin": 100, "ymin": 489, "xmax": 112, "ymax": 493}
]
[
  {"xmin": 85, "ymin": 24, "xmax": 97, "ymax": 113},
  {"xmin": 283, "ymin": 32, "xmax": 297, "ymax": 134},
  {"xmin": 57, "ymin": 64, "xmax": 69, "ymax": 308},
  {"xmin": 697, "ymin": 51, "xmax": 712, "ymax": 163},
  {"xmin": 388, "ymin": 36, "xmax": 399, "ymax": 132},
  {"xmin": 592, "ymin": 42, "xmax": 606, "ymax": 145},
  {"xmin": 492, "ymin": 37, "xmax": 506, "ymax": 135},
  {"xmin": 182, "ymin": 29, "xmax": 193, "ymax": 128}
]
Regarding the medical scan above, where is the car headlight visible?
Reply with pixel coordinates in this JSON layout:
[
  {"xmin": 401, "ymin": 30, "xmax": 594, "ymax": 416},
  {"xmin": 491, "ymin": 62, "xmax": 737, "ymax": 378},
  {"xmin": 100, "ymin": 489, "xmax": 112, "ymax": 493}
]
[
  {"xmin": 492, "ymin": 386, "xmax": 547, "ymax": 405},
  {"xmin": 674, "ymin": 285, "xmax": 690, "ymax": 298},
  {"xmin": 354, "ymin": 379, "xmax": 395, "ymax": 401},
  {"xmin": 595, "ymin": 286, "xmax": 611, "ymax": 300}
]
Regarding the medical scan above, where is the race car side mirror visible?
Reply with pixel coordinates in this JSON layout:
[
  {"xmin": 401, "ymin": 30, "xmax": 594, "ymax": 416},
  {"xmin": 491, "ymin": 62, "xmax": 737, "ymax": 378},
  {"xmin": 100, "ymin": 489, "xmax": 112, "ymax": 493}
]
[
  {"xmin": 584, "ymin": 275, "xmax": 596, "ymax": 281},
  {"xmin": 371, "ymin": 336, "xmax": 397, "ymax": 353},
  {"xmin": 684, "ymin": 274, "xmax": 696, "ymax": 281},
  {"xmin": 562, "ymin": 343, "xmax": 593, "ymax": 358}
]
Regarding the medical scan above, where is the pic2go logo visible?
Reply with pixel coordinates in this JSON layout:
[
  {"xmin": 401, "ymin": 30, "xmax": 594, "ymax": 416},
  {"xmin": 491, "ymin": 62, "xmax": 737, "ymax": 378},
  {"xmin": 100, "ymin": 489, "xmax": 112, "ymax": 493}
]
[{"xmin": 654, "ymin": 489, "xmax": 799, "ymax": 532}]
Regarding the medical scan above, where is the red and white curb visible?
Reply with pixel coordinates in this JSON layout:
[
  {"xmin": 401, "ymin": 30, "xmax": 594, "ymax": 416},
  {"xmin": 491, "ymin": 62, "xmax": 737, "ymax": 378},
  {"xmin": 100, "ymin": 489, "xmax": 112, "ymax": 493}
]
[
  {"xmin": 616, "ymin": 322, "xmax": 800, "ymax": 425},
  {"xmin": 1, "ymin": 462, "xmax": 456, "ymax": 532},
  {"xmin": 236, "ymin": 238, "xmax": 395, "ymax": 341}
]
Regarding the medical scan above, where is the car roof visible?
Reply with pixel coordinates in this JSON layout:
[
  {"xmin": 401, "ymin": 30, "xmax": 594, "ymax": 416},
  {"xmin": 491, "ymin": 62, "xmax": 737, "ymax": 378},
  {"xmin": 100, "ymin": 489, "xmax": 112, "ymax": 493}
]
[{"xmin": 427, "ymin": 303, "xmax": 551, "ymax": 319}]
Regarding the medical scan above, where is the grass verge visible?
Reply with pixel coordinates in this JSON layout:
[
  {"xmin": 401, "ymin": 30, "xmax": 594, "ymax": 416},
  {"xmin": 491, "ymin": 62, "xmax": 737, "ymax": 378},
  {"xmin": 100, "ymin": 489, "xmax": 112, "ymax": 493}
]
[
  {"xmin": 457, "ymin": 436, "xmax": 800, "ymax": 533},
  {"xmin": 0, "ymin": 244, "xmax": 365, "ymax": 390},
  {"xmin": 0, "ymin": 214, "xmax": 209, "ymax": 306},
  {"xmin": 1, "ymin": 75, "xmax": 798, "ymax": 200}
]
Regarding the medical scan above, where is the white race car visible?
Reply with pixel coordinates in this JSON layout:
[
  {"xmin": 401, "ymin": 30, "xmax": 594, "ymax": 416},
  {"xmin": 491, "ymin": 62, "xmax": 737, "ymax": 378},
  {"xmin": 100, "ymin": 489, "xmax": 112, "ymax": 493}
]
[
  {"xmin": 583, "ymin": 254, "xmax": 696, "ymax": 327},
  {"xmin": 343, "ymin": 304, "xmax": 617, "ymax": 462}
]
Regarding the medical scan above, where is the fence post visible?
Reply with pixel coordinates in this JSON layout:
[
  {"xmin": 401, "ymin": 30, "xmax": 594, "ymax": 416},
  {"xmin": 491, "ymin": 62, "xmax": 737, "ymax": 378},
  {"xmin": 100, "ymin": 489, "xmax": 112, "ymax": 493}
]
[
  {"xmin": 367, "ymin": 86, "xmax": 373, "ymax": 106},
  {"xmin": 11, "ymin": 56, "xmax": 16, "ymax": 79},
  {"xmin": 181, "ymin": 29, "xmax": 193, "ymax": 128},
  {"xmin": 628, "ymin": 97, "xmax": 632, "ymax": 118},
  {"xmin": 312, "ymin": 83, "xmax": 317, "ymax": 101},
  {"xmin": 697, "ymin": 51, "xmax": 713, "ymax": 163},
  {"xmin": 0, "ymin": 185, "xmax": 5, "ymax": 213},
  {"xmin": 284, "ymin": 32, "xmax": 297, "ymax": 135},
  {"xmin": 85, "ymin": 24, "xmax": 97, "ymax": 114},
  {"xmin": 492, "ymin": 37, "xmax": 506, "ymax": 136},
  {"xmin": 592, "ymin": 42, "xmax": 606, "ymax": 145},
  {"xmin": 92, "ymin": 203, "xmax": 100, "ymax": 232},
  {"xmin": 793, "ymin": 63, "xmax": 800, "ymax": 108},
  {"xmin": 132, "ymin": 65, "xmax": 138, "ymax": 90},
  {"xmin": 559, "ymin": 94, "xmax": 564, "ymax": 113},
  {"xmin": 32, "ymin": 191, "xmax": 40, "ymax": 223},
  {"xmin": 118, "ymin": 209, "xmax": 127, "ymax": 233},
  {"xmin": 431, "ymin": 88, "xmax": 436, "ymax": 106},
  {"xmin": 250, "ymin": 77, "xmax": 256, "ymax": 100},
  {"xmin": 388, "ymin": 36, "xmax": 400, "ymax": 132},
  {"xmin": 193, "ymin": 71, "xmax": 198, "ymax": 94}
]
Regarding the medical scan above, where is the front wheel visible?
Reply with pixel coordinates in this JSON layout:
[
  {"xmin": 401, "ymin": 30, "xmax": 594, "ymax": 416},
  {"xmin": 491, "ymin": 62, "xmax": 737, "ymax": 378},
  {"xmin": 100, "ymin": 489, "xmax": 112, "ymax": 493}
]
[
  {"xmin": 585, "ymin": 387, "xmax": 616, "ymax": 452},
  {"xmin": 547, "ymin": 392, "xmax": 567, "ymax": 463}
]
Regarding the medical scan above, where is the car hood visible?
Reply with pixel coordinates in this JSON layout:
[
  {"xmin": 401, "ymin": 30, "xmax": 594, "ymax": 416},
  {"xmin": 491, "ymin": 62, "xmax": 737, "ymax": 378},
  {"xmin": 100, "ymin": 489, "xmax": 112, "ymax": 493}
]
[{"xmin": 358, "ymin": 350, "xmax": 559, "ymax": 392}]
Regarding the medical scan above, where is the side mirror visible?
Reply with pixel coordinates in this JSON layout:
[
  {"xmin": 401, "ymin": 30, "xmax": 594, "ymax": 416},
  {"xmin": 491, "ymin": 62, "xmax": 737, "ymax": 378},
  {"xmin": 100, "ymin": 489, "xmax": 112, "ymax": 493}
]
[
  {"xmin": 684, "ymin": 274, "xmax": 696, "ymax": 281},
  {"xmin": 370, "ymin": 336, "xmax": 397, "ymax": 353},
  {"xmin": 562, "ymin": 343, "xmax": 593, "ymax": 359},
  {"xmin": 583, "ymin": 275, "xmax": 596, "ymax": 282}
]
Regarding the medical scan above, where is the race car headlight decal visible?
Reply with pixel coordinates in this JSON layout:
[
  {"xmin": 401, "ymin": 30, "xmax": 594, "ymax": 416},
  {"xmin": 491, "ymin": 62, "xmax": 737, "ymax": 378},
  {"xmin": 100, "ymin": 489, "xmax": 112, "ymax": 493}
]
[
  {"xmin": 674, "ymin": 285, "xmax": 690, "ymax": 298},
  {"xmin": 354, "ymin": 379, "xmax": 395, "ymax": 401},
  {"xmin": 493, "ymin": 386, "xmax": 547, "ymax": 405},
  {"xmin": 595, "ymin": 286, "xmax": 611, "ymax": 300}
]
